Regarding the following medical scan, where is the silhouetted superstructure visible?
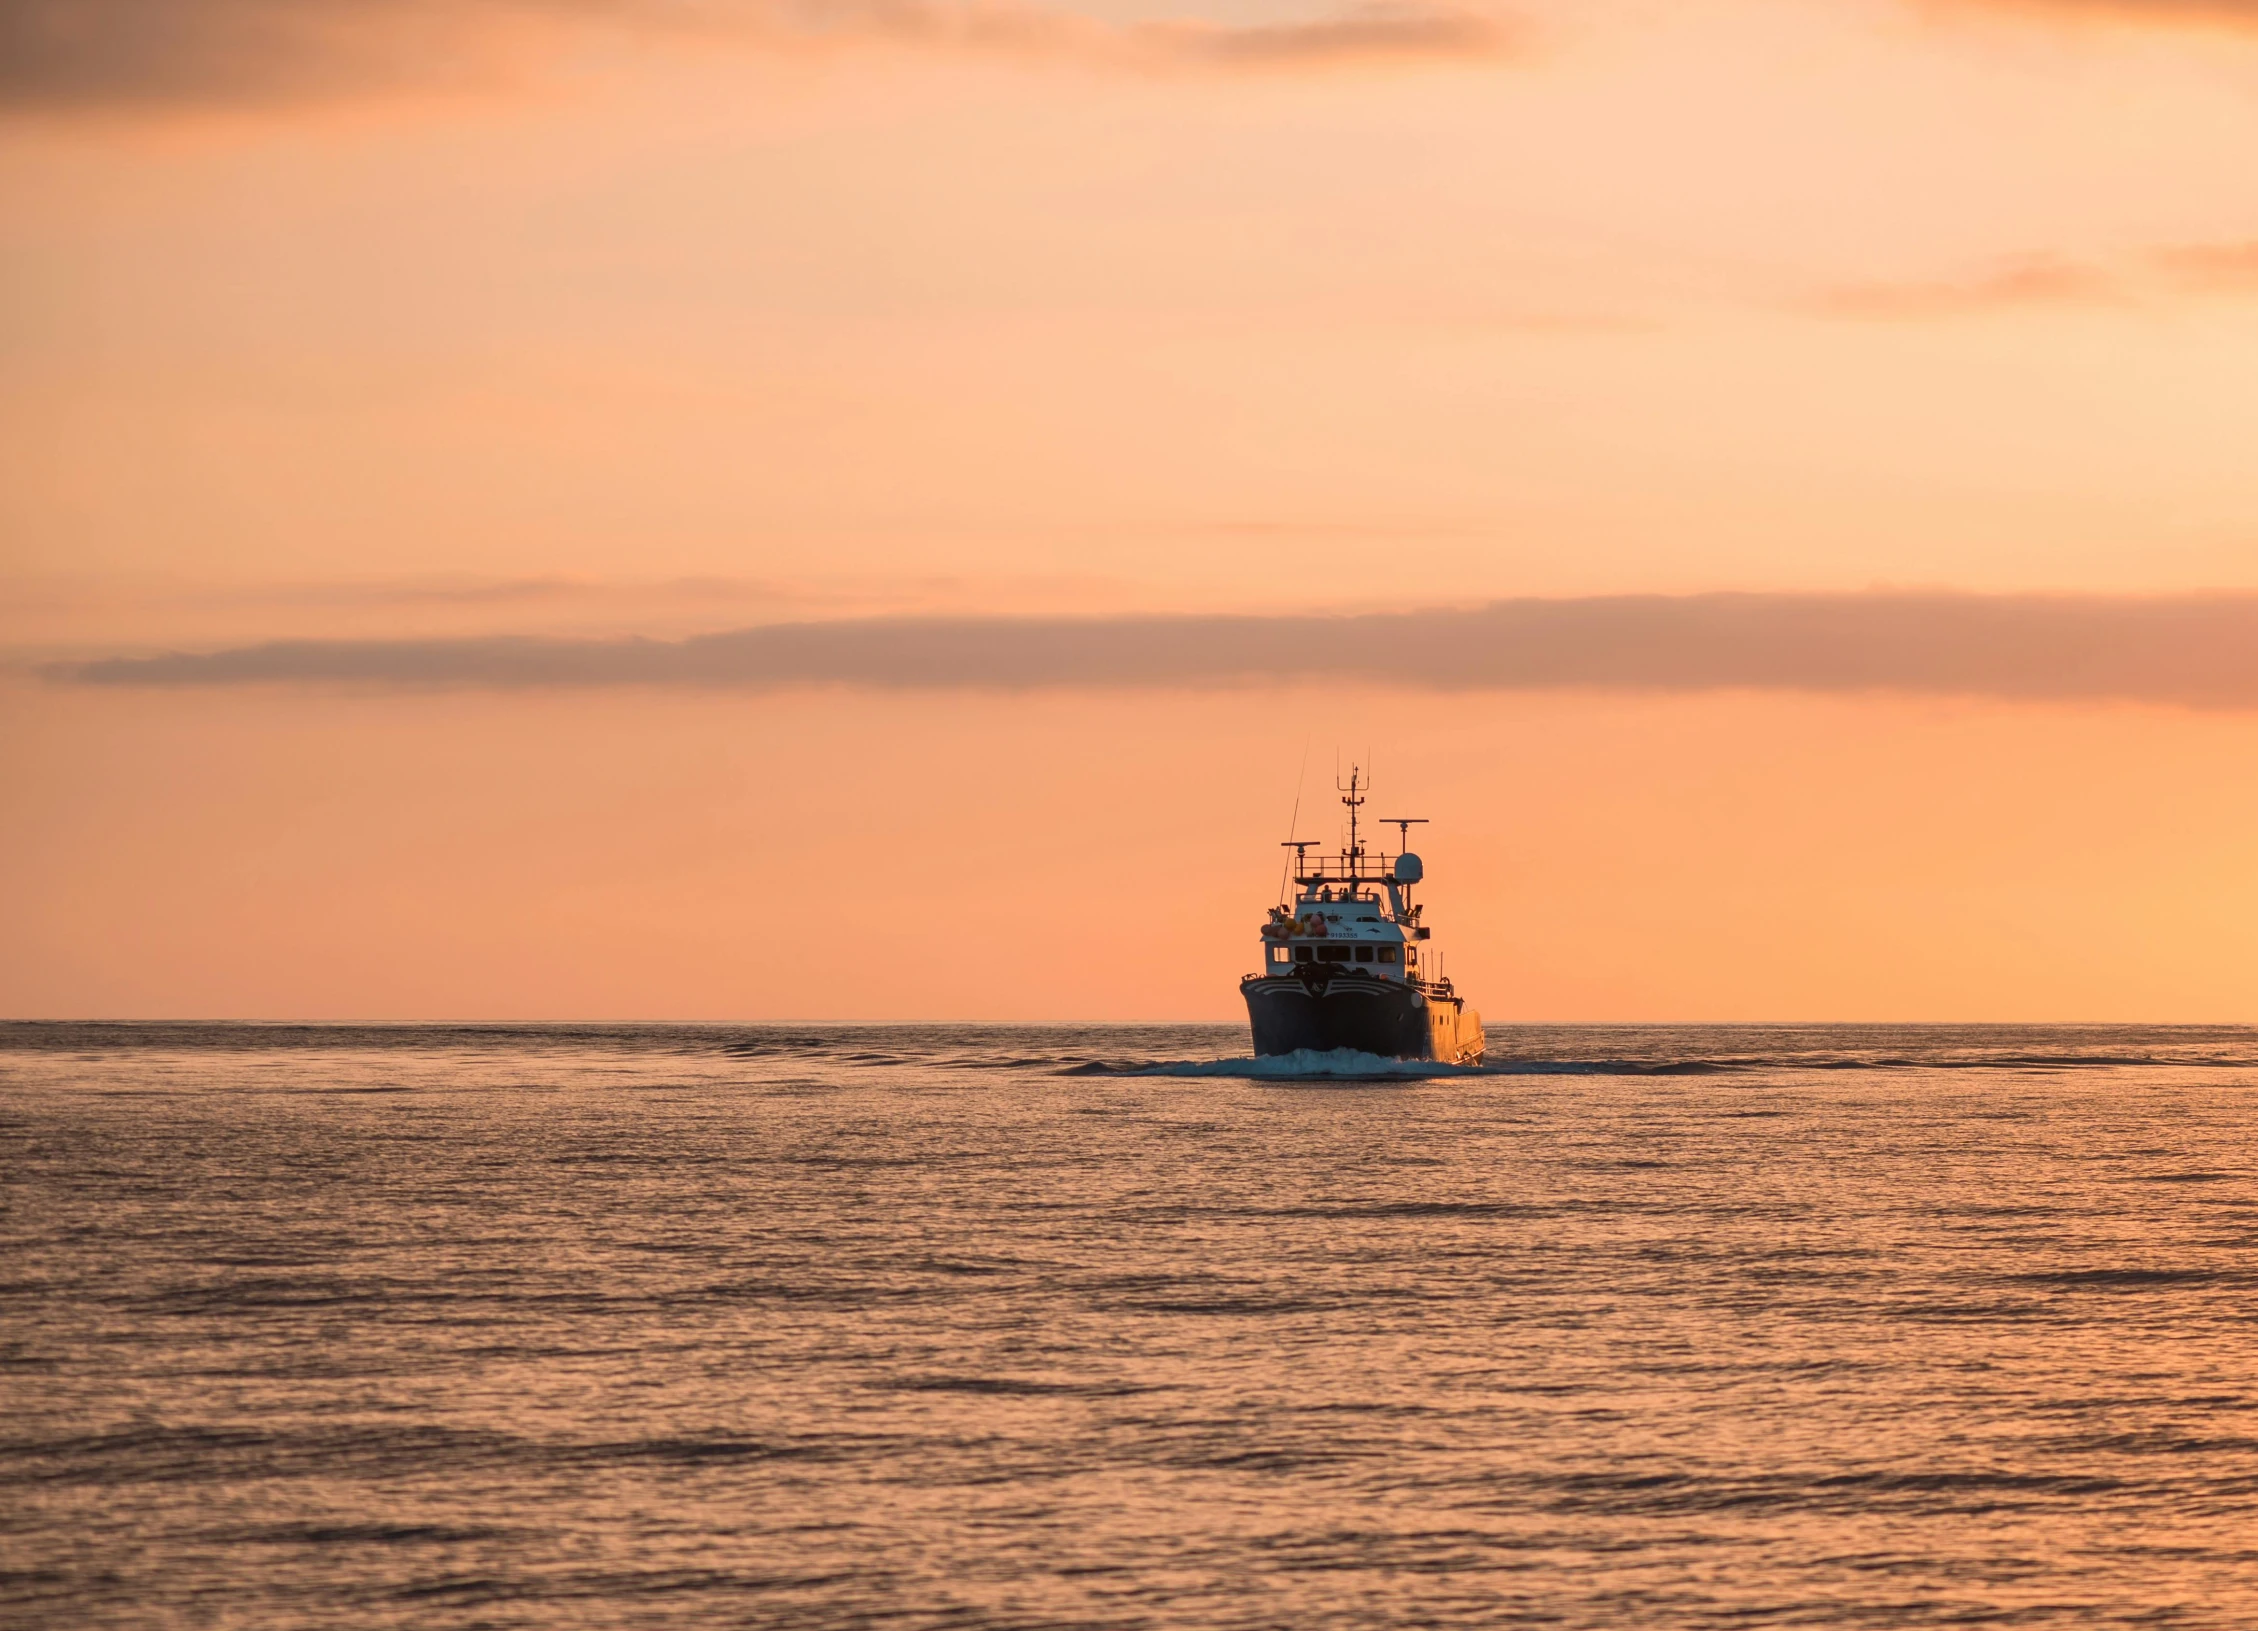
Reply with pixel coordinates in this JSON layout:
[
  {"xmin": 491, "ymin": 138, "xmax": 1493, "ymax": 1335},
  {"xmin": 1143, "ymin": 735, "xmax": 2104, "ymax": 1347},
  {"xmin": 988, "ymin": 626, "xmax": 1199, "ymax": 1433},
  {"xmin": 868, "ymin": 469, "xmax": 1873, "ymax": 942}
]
[{"xmin": 1240, "ymin": 767, "xmax": 1483, "ymax": 1063}]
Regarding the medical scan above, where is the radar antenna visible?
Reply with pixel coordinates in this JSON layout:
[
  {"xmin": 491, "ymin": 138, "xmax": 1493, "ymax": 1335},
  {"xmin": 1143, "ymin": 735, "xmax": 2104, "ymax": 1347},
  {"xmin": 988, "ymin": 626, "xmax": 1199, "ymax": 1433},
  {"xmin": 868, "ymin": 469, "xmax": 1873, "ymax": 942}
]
[{"xmin": 1380, "ymin": 816, "xmax": 1428, "ymax": 851}]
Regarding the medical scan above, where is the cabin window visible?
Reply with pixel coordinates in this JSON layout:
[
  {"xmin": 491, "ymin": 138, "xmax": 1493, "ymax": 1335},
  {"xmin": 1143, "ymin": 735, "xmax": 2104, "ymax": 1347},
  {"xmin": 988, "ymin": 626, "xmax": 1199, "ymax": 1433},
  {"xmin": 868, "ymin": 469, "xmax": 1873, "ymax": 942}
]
[
  {"xmin": 1268, "ymin": 944, "xmax": 1291, "ymax": 965},
  {"xmin": 1354, "ymin": 946, "xmax": 1374, "ymax": 963},
  {"xmin": 1319, "ymin": 945, "xmax": 1352, "ymax": 963},
  {"xmin": 1377, "ymin": 945, "xmax": 1399, "ymax": 964},
  {"xmin": 1293, "ymin": 945, "xmax": 1316, "ymax": 963}
]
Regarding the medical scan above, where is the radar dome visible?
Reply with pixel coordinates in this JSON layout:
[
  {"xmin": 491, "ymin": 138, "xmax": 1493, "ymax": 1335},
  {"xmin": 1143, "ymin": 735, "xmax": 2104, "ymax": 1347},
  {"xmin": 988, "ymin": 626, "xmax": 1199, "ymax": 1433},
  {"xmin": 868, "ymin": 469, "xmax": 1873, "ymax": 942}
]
[{"xmin": 1393, "ymin": 853, "xmax": 1423, "ymax": 884}]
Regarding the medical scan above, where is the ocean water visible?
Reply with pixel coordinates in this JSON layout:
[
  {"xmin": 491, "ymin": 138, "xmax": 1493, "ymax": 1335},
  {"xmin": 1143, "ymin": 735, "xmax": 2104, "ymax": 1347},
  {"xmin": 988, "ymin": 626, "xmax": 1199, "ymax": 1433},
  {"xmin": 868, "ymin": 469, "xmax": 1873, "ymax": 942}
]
[{"xmin": 7, "ymin": 1023, "xmax": 2258, "ymax": 1628}]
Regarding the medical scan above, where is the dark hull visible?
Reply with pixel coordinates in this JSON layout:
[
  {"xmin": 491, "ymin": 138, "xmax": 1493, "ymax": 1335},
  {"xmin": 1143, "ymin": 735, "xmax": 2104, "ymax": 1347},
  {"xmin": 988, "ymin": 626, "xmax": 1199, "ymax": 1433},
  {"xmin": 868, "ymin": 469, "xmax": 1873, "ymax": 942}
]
[{"xmin": 1241, "ymin": 971, "xmax": 1482, "ymax": 1064}]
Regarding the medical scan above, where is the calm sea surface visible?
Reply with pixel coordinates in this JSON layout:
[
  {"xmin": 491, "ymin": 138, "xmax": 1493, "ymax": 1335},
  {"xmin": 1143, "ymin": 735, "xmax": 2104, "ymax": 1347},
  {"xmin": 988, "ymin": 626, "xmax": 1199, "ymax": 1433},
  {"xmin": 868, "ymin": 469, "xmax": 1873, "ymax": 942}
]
[{"xmin": 8, "ymin": 1023, "xmax": 2258, "ymax": 1628}]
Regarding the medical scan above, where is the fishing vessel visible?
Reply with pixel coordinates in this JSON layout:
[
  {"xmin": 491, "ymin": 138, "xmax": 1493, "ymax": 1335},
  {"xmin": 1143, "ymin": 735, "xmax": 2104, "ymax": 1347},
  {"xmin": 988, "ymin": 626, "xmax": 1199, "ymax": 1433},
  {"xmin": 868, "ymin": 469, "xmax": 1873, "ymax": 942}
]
[{"xmin": 1241, "ymin": 768, "xmax": 1484, "ymax": 1064}]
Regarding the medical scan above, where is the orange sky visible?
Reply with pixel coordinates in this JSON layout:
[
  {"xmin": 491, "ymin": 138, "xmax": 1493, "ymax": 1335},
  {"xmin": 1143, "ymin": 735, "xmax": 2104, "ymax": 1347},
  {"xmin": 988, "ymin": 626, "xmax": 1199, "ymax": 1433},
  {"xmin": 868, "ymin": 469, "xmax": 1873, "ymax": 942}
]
[{"xmin": 7, "ymin": 0, "xmax": 2258, "ymax": 1020}]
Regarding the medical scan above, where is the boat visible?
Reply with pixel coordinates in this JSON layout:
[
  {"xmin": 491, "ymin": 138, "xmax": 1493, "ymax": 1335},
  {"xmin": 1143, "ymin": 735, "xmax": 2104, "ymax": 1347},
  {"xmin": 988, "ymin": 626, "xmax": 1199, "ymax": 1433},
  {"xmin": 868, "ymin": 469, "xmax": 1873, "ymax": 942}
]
[{"xmin": 1240, "ymin": 767, "xmax": 1484, "ymax": 1064}]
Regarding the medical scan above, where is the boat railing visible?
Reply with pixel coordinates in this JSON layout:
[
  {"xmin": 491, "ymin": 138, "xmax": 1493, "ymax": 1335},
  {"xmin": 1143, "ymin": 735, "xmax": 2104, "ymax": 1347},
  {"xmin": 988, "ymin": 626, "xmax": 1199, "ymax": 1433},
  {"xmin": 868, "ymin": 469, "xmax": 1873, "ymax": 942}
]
[{"xmin": 1291, "ymin": 849, "xmax": 1405, "ymax": 886}]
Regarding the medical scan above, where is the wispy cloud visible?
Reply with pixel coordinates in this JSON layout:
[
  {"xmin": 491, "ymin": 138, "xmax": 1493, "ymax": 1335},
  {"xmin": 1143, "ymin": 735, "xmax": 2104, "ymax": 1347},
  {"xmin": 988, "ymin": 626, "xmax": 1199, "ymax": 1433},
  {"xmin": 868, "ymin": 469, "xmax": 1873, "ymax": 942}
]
[
  {"xmin": 1951, "ymin": 0, "xmax": 2258, "ymax": 31},
  {"xmin": 0, "ymin": 0, "xmax": 1522, "ymax": 112},
  {"xmin": 1807, "ymin": 253, "xmax": 2123, "ymax": 319},
  {"xmin": 54, "ymin": 592, "xmax": 2258, "ymax": 708},
  {"xmin": 1803, "ymin": 237, "xmax": 2258, "ymax": 320},
  {"xmin": 2154, "ymin": 238, "xmax": 2258, "ymax": 288},
  {"xmin": 1128, "ymin": 1, "xmax": 1515, "ymax": 65}
]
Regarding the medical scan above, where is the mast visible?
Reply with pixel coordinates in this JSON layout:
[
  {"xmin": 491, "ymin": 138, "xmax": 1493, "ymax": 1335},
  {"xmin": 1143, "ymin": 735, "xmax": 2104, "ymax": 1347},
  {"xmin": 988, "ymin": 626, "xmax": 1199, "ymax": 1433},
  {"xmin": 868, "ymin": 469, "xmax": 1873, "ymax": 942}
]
[{"xmin": 1339, "ymin": 764, "xmax": 1366, "ymax": 880}]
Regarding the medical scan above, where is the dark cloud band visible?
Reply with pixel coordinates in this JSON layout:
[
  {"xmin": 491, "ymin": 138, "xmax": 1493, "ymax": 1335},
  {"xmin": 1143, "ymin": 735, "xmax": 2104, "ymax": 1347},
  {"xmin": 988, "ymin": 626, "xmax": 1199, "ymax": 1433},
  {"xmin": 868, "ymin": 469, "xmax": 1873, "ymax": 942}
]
[
  {"xmin": 52, "ymin": 592, "xmax": 2258, "ymax": 706},
  {"xmin": 0, "ymin": 0, "xmax": 1518, "ymax": 112}
]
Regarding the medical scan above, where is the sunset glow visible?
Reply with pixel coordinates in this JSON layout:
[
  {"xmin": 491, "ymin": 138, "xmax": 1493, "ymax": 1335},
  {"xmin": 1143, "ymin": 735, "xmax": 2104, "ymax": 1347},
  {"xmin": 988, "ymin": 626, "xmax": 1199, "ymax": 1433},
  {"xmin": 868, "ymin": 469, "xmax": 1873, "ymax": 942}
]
[{"xmin": 9, "ymin": 0, "xmax": 2258, "ymax": 1019}]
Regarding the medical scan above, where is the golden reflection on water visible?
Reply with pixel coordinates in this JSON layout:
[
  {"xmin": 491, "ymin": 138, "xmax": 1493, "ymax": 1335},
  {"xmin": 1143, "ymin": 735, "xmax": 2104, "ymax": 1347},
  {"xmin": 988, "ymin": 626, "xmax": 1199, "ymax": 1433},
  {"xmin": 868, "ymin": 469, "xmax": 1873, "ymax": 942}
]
[{"xmin": 5, "ymin": 1023, "xmax": 2258, "ymax": 1627}]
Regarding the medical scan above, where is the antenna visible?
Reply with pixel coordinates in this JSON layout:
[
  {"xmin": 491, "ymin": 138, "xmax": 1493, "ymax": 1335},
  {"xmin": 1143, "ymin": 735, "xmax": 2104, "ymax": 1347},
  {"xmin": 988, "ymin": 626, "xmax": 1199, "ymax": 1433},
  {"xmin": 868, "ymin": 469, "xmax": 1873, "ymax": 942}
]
[
  {"xmin": 1287, "ymin": 741, "xmax": 1310, "ymax": 845},
  {"xmin": 1381, "ymin": 816, "xmax": 1428, "ymax": 851},
  {"xmin": 1336, "ymin": 762, "xmax": 1367, "ymax": 877},
  {"xmin": 1277, "ymin": 744, "xmax": 1309, "ymax": 905}
]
